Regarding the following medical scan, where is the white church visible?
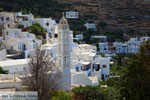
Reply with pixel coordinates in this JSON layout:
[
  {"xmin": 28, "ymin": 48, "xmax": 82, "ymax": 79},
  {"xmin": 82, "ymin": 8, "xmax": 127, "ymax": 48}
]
[
  {"xmin": 0, "ymin": 12, "xmax": 111, "ymax": 91},
  {"xmin": 41, "ymin": 14, "xmax": 110, "ymax": 90}
]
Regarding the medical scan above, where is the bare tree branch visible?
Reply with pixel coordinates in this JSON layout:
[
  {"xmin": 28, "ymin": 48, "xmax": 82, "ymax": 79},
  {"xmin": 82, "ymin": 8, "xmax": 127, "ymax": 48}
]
[{"xmin": 22, "ymin": 46, "xmax": 61, "ymax": 100}]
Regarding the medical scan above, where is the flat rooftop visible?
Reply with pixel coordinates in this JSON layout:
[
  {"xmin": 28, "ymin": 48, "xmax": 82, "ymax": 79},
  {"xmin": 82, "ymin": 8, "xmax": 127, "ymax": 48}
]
[
  {"xmin": 89, "ymin": 76, "xmax": 99, "ymax": 83},
  {"xmin": 0, "ymin": 59, "xmax": 28, "ymax": 66}
]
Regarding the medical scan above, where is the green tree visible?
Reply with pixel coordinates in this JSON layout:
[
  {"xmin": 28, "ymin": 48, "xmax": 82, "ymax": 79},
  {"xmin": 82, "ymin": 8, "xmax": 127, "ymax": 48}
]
[
  {"xmin": 72, "ymin": 86, "xmax": 106, "ymax": 100},
  {"xmin": 121, "ymin": 41, "xmax": 150, "ymax": 100},
  {"xmin": 104, "ymin": 30, "xmax": 124, "ymax": 42},
  {"xmin": 0, "ymin": 8, "xmax": 3, "ymax": 12},
  {"xmin": 28, "ymin": 23, "xmax": 46, "ymax": 36},
  {"xmin": 0, "ymin": 66, "xmax": 8, "ymax": 74},
  {"xmin": 98, "ymin": 21, "xmax": 107, "ymax": 31},
  {"xmin": 83, "ymin": 29, "xmax": 97, "ymax": 44},
  {"xmin": 105, "ymin": 87, "xmax": 120, "ymax": 100},
  {"xmin": 72, "ymin": 85, "xmax": 120, "ymax": 100},
  {"xmin": 18, "ymin": 25, "xmax": 25, "ymax": 31},
  {"xmin": 22, "ymin": 10, "xmax": 29, "ymax": 14},
  {"xmin": 98, "ymin": 22, "xmax": 107, "ymax": 27}
]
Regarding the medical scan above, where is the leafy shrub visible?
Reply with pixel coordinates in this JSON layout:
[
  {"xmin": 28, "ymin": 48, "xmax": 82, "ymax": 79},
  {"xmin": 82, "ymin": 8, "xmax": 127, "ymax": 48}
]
[
  {"xmin": 28, "ymin": 23, "xmax": 46, "ymax": 36},
  {"xmin": 0, "ymin": 66, "xmax": 8, "ymax": 74},
  {"xmin": 51, "ymin": 90, "xmax": 72, "ymax": 100}
]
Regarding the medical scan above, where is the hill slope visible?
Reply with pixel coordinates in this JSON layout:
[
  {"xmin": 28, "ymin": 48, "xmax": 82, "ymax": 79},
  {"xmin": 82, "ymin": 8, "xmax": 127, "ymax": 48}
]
[
  {"xmin": 1, "ymin": 0, "xmax": 150, "ymax": 35},
  {"xmin": 0, "ymin": 0, "xmax": 69, "ymax": 18}
]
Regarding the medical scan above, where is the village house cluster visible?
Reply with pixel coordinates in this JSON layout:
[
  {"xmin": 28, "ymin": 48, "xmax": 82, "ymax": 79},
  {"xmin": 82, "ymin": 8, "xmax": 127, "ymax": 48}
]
[
  {"xmin": 99, "ymin": 36, "xmax": 150, "ymax": 54},
  {"xmin": 0, "ymin": 11, "xmax": 111, "ymax": 93},
  {"xmin": 75, "ymin": 33, "xmax": 150, "ymax": 54}
]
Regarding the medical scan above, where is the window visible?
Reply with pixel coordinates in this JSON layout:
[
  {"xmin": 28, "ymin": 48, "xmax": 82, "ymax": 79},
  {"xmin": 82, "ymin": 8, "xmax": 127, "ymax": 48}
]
[
  {"xmin": 66, "ymin": 12, "xmax": 69, "ymax": 15},
  {"xmin": 76, "ymin": 67, "xmax": 79, "ymax": 72},
  {"xmin": 6, "ymin": 32, "xmax": 8, "ymax": 35},
  {"xmin": 102, "ymin": 74, "xmax": 104, "ymax": 80},
  {"xmin": 23, "ymin": 17, "xmax": 28, "ymax": 21},
  {"xmin": 1, "ymin": 17, "xmax": 3, "ymax": 21},
  {"xmin": 93, "ymin": 66, "xmax": 94, "ymax": 71},
  {"xmin": 106, "ymin": 75, "xmax": 109, "ymax": 78},
  {"xmin": 96, "ymin": 64, "xmax": 100, "ymax": 71},
  {"xmin": 51, "ymin": 53, "xmax": 53, "ymax": 57},
  {"xmin": 64, "ymin": 56, "xmax": 67, "ymax": 67},
  {"xmin": 23, "ymin": 67, "xmax": 26, "ymax": 71},
  {"xmin": 88, "ymin": 72, "xmax": 91, "ymax": 77},
  {"xmin": 11, "ymin": 46, "xmax": 13, "ymax": 50},
  {"xmin": 49, "ymin": 32, "xmax": 52, "ymax": 38},
  {"xmin": 46, "ymin": 22, "xmax": 49, "ymax": 26},
  {"xmin": 103, "ymin": 65, "xmax": 107, "ymax": 68},
  {"xmin": 18, "ymin": 43, "xmax": 20, "ymax": 50},
  {"xmin": 74, "ymin": 12, "xmax": 77, "ymax": 16},
  {"xmin": 106, "ymin": 75, "xmax": 108, "ymax": 78},
  {"xmin": 23, "ymin": 44, "xmax": 26, "ymax": 50},
  {"xmin": 6, "ymin": 17, "xmax": 9, "ymax": 21},
  {"xmin": 27, "ymin": 33, "xmax": 29, "ymax": 38},
  {"xmin": 67, "ymin": 56, "xmax": 69, "ymax": 67},
  {"xmin": 54, "ymin": 34, "xmax": 58, "ymax": 38},
  {"xmin": 98, "ymin": 64, "xmax": 100, "ymax": 70}
]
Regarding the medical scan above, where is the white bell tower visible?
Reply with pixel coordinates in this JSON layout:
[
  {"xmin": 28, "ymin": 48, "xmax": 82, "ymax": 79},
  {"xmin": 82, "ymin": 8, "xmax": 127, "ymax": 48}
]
[{"xmin": 58, "ymin": 13, "xmax": 71, "ymax": 91}]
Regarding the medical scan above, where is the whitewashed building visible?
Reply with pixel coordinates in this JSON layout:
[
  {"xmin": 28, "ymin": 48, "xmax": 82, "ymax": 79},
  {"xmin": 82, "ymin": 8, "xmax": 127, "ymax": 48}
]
[
  {"xmin": 0, "ymin": 12, "xmax": 16, "ymax": 29},
  {"xmin": 16, "ymin": 12, "xmax": 56, "ymax": 38},
  {"xmin": 99, "ymin": 42, "xmax": 108, "ymax": 54},
  {"xmin": 2, "ymin": 28, "xmax": 42, "ymax": 58},
  {"xmin": 91, "ymin": 36, "xmax": 107, "ymax": 42},
  {"xmin": 113, "ymin": 42, "xmax": 123, "ymax": 53},
  {"xmin": 66, "ymin": 11, "xmax": 79, "ymax": 19},
  {"xmin": 75, "ymin": 34, "xmax": 84, "ymax": 41},
  {"xmin": 0, "ymin": 59, "xmax": 28, "ymax": 74},
  {"xmin": 16, "ymin": 12, "xmax": 34, "ymax": 28},
  {"xmin": 114, "ymin": 42, "xmax": 128, "ymax": 53},
  {"xmin": 33, "ymin": 18, "xmax": 56, "ymax": 38},
  {"xmin": 84, "ymin": 23, "xmax": 96, "ymax": 30},
  {"xmin": 114, "ymin": 37, "xmax": 150, "ymax": 53},
  {"xmin": 127, "ymin": 38, "xmax": 140, "ymax": 53}
]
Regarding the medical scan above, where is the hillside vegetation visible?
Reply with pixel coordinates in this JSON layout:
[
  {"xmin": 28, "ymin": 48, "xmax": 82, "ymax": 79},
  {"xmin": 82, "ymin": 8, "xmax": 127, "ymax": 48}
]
[
  {"xmin": 1, "ymin": 0, "xmax": 150, "ymax": 44},
  {"xmin": 0, "ymin": 0, "xmax": 69, "ymax": 18}
]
